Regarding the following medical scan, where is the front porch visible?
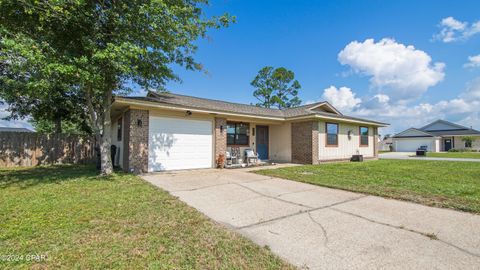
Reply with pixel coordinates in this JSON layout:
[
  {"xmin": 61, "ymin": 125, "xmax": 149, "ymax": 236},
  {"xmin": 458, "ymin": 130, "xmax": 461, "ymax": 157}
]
[
  {"xmin": 440, "ymin": 136, "xmax": 474, "ymax": 151},
  {"xmin": 214, "ymin": 117, "xmax": 292, "ymax": 168}
]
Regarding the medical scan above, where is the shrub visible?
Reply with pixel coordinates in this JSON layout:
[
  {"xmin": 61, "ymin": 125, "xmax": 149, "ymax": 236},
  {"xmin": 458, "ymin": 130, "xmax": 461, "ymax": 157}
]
[
  {"xmin": 448, "ymin": 148, "xmax": 477, "ymax": 152},
  {"xmin": 461, "ymin": 136, "xmax": 476, "ymax": 148}
]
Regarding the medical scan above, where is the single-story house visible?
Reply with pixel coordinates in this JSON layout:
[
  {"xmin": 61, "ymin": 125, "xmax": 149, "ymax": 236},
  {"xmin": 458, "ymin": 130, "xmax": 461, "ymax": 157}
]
[
  {"xmin": 392, "ymin": 120, "xmax": 480, "ymax": 152},
  {"xmin": 110, "ymin": 91, "xmax": 388, "ymax": 173}
]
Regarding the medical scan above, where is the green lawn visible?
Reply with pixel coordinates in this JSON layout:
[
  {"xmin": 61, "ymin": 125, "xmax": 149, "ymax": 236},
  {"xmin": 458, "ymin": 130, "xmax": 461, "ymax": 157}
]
[
  {"xmin": 0, "ymin": 165, "xmax": 293, "ymax": 269},
  {"xmin": 256, "ymin": 160, "xmax": 480, "ymax": 214},
  {"xmin": 427, "ymin": 152, "xmax": 480, "ymax": 159}
]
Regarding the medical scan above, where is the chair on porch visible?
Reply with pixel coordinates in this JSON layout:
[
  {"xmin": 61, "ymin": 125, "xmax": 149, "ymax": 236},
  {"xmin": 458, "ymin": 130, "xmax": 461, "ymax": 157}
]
[
  {"xmin": 244, "ymin": 148, "xmax": 258, "ymax": 166},
  {"xmin": 225, "ymin": 151, "xmax": 238, "ymax": 166},
  {"xmin": 227, "ymin": 147, "xmax": 241, "ymax": 166}
]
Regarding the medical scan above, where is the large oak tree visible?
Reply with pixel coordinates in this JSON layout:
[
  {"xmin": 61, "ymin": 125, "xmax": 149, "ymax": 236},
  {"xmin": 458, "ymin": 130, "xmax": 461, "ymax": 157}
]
[{"xmin": 0, "ymin": 0, "xmax": 233, "ymax": 175}]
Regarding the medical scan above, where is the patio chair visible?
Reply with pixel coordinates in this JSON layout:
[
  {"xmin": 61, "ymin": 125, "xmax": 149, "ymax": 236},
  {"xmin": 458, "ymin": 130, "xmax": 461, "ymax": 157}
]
[
  {"xmin": 225, "ymin": 151, "xmax": 238, "ymax": 166},
  {"xmin": 244, "ymin": 148, "xmax": 258, "ymax": 166},
  {"xmin": 231, "ymin": 147, "xmax": 240, "ymax": 162}
]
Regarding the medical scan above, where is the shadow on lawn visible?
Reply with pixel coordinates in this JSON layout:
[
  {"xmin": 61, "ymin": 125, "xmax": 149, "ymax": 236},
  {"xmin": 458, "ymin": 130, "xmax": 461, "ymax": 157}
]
[{"xmin": 0, "ymin": 165, "xmax": 102, "ymax": 189}]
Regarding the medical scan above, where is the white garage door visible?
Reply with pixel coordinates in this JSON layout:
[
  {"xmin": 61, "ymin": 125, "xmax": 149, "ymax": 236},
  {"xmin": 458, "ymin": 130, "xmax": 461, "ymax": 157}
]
[
  {"xmin": 148, "ymin": 116, "xmax": 213, "ymax": 171},
  {"xmin": 394, "ymin": 138, "xmax": 434, "ymax": 152}
]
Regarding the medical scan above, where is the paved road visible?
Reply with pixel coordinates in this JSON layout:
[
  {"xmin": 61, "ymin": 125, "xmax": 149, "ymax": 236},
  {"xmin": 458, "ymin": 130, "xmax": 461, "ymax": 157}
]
[
  {"xmin": 142, "ymin": 168, "xmax": 480, "ymax": 270},
  {"xmin": 379, "ymin": 152, "xmax": 480, "ymax": 162}
]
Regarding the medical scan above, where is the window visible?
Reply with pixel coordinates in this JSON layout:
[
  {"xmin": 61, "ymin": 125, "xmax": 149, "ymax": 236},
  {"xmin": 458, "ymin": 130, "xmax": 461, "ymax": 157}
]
[
  {"xmin": 465, "ymin": 141, "xmax": 472, "ymax": 148},
  {"xmin": 227, "ymin": 122, "xmax": 249, "ymax": 146},
  {"xmin": 117, "ymin": 118, "xmax": 122, "ymax": 141},
  {"xmin": 326, "ymin": 123, "xmax": 338, "ymax": 146},
  {"xmin": 360, "ymin": 126, "xmax": 369, "ymax": 146}
]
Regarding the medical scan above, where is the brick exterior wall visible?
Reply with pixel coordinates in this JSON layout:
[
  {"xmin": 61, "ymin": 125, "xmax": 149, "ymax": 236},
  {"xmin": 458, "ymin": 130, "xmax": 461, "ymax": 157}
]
[
  {"xmin": 291, "ymin": 121, "xmax": 319, "ymax": 164},
  {"xmin": 214, "ymin": 117, "xmax": 227, "ymax": 166},
  {"xmin": 123, "ymin": 109, "xmax": 149, "ymax": 173}
]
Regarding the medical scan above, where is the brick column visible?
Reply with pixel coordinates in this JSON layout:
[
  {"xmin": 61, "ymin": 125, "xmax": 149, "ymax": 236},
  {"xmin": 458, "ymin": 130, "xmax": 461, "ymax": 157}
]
[
  {"xmin": 214, "ymin": 117, "xmax": 227, "ymax": 166},
  {"xmin": 291, "ymin": 121, "xmax": 319, "ymax": 164},
  {"xmin": 312, "ymin": 123, "xmax": 319, "ymax": 165},
  {"xmin": 123, "ymin": 109, "xmax": 149, "ymax": 173}
]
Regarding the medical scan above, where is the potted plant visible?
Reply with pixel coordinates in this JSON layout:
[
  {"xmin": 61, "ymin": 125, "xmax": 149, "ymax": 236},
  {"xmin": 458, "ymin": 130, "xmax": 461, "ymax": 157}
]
[{"xmin": 216, "ymin": 154, "xmax": 226, "ymax": 169}]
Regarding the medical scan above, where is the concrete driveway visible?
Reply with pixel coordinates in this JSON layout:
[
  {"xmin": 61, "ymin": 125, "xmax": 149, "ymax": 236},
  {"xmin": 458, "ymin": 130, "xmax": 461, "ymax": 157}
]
[{"xmin": 142, "ymin": 168, "xmax": 480, "ymax": 269}]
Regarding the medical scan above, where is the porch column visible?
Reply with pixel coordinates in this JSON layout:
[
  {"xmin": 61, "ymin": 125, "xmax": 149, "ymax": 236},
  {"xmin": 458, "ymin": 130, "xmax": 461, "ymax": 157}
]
[
  {"xmin": 214, "ymin": 117, "xmax": 227, "ymax": 166},
  {"xmin": 291, "ymin": 121, "xmax": 319, "ymax": 164},
  {"xmin": 123, "ymin": 109, "xmax": 149, "ymax": 173},
  {"xmin": 374, "ymin": 127, "xmax": 379, "ymax": 158}
]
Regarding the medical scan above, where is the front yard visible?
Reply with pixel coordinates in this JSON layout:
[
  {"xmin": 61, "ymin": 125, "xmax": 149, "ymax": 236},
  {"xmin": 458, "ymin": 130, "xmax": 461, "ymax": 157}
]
[
  {"xmin": 256, "ymin": 160, "xmax": 480, "ymax": 214},
  {"xmin": 427, "ymin": 152, "xmax": 480, "ymax": 159},
  {"xmin": 0, "ymin": 165, "xmax": 292, "ymax": 269}
]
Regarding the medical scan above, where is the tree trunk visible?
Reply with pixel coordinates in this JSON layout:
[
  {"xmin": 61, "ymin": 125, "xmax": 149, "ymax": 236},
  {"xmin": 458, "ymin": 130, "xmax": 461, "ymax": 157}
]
[
  {"xmin": 85, "ymin": 84, "xmax": 113, "ymax": 176},
  {"xmin": 54, "ymin": 116, "xmax": 62, "ymax": 134},
  {"xmin": 99, "ymin": 89, "xmax": 113, "ymax": 175}
]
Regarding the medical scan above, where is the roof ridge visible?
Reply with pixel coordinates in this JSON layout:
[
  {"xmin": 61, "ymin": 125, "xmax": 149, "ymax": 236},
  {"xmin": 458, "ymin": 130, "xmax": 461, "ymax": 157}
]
[
  {"xmin": 290, "ymin": 101, "xmax": 326, "ymax": 109},
  {"xmin": 420, "ymin": 119, "xmax": 473, "ymax": 131},
  {"xmin": 393, "ymin": 127, "xmax": 436, "ymax": 137},
  {"xmin": 148, "ymin": 91, "xmax": 282, "ymax": 112}
]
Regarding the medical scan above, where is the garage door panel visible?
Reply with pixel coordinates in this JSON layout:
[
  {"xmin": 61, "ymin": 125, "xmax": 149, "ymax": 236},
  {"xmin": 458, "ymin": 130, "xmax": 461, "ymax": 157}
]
[
  {"xmin": 395, "ymin": 139, "xmax": 434, "ymax": 152},
  {"xmin": 149, "ymin": 116, "xmax": 213, "ymax": 171}
]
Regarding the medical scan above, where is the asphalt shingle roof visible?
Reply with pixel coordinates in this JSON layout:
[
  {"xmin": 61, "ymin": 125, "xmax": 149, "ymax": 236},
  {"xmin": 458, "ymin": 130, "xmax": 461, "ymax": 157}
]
[
  {"xmin": 119, "ymin": 91, "xmax": 387, "ymax": 125},
  {"xmin": 393, "ymin": 120, "xmax": 480, "ymax": 138},
  {"xmin": 425, "ymin": 129, "xmax": 480, "ymax": 136}
]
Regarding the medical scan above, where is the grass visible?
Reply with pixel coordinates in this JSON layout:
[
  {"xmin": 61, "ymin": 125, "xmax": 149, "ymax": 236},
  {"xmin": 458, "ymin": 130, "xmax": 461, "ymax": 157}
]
[
  {"xmin": 427, "ymin": 152, "xmax": 480, "ymax": 159},
  {"xmin": 379, "ymin": 150, "xmax": 391, "ymax": 154},
  {"xmin": 256, "ymin": 160, "xmax": 480, "ymax": 214},
  {"xmin": 0, "ymin": 165, "xmax": 293, "ymax": 269}
]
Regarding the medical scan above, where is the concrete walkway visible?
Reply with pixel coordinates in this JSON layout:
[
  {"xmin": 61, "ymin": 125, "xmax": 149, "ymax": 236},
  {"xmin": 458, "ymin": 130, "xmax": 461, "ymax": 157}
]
[
  {"xmin": 380, "ymin": 152, "xmax": 480, "ymax": 162},
  {"xmin": 142, "ymin": 168, "xmax": 480, "ymax": 270}
]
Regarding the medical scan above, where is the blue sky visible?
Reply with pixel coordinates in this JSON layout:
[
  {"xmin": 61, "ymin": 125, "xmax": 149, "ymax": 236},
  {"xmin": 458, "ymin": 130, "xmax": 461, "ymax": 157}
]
[
  {"xmin": 163, "ymin": 0, "xmax": 480, "ymax": 135},
  {"xmin": 2, "ymin": 0, "xmax": 480, "ymax": 135}
]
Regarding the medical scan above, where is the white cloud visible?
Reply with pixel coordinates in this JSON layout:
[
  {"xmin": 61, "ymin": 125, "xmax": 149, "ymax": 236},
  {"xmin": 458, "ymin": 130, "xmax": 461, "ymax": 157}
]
[
  {"xmin": 338, "ymin": 38, "xmax": 445, "ymax": 101},
  {"xmin": 464, "ymin": 54, "xmax": 480, "ymax": 68},
  {"xmin": 321, "ymin": 86, "xmax": 361, "ymax": 112},
  {"xmin": 442, "ymin": 17, "xmax": 467, "ymax": 30},
  {"xmin": 436, "ymin": 17, "xmax": 467, "ymax": 42},
  {"xmin": 468, "ymin": 21, "xmax": 480, "ymax": 37},
  {"xmin": 434, "ymin": 16, "xmax": 480, "ymax": 42},
  {"xmin": 322, "ymin": 78, "xmax": 480, "ymax": 135},
  {"xmin": 460, "ymin": 77, "xmax": 480, "ymax": 100}
]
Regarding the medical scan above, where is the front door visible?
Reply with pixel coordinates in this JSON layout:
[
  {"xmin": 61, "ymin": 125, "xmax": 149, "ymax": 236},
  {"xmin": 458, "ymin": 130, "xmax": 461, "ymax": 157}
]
[
  {"xmin": 256, "ymin": 126, "xmax": 269, "ymax": 160},
  {"xmin": 444, "ymin": 139, "xmax": 452, "ymax": 151}
]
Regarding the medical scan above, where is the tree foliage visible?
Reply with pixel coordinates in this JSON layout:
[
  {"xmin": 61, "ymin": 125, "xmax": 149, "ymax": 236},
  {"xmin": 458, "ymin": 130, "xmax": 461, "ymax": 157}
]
[
  {"xmin": 251, "ymin": 66, "xmax": 301, "ymax": 109},
  {"xmin": 0, "ymin": 27, "xmax": 87, "ymax": 134},
  {"xmin": 0, "ymin": 0, "xmax": 233, "ymax": 175}
]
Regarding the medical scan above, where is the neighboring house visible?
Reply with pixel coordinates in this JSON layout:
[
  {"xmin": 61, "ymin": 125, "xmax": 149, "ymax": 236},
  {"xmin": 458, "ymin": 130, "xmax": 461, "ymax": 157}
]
[
  {"xmin": 110, "ymin": 91, "xmax": 387, "ymax": 173},
  {"xmin": 392, "ymin": 120, "xmax": 480, "ymax": 152},
  {"xmin": 0, "ymin": 127, "xmax": 34, "ymax": 133}
]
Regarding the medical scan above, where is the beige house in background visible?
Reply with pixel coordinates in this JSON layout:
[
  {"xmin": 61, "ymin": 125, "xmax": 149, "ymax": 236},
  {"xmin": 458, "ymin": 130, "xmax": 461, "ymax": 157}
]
[
  {"xmin": 392, "ymin": 120, "xmax": 480, "ymax": 152},
  {"xmin": 109, "ymin": 91, "xmax": 387, "ymax": 173}
]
